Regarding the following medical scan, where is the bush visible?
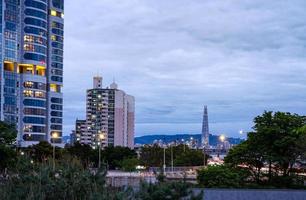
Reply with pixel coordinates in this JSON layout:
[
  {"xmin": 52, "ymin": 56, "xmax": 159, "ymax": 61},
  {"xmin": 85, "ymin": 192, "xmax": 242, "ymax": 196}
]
[{"xmin": 0, "ymin": 156, "xmax": 126, "ymax": 200}]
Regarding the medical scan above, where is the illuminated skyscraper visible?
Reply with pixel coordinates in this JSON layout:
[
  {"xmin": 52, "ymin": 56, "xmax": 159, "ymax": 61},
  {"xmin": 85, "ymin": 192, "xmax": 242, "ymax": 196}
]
[
  {"xmin": 201, "ymin": 105, "xmax": 209, "ymax": 148},
  {"xmin": 0, "ymin": 0, "xmax": 64, "ymax": 146},
  {"xmin": 83, "ymin": 76, "xmax": 135, "ymax": 149}
]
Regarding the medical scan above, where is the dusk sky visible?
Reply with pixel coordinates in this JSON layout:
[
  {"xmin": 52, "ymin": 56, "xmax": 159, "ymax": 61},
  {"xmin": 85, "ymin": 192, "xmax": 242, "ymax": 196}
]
[{"xmin": 63, "ymin": 0, "xmax": 306, "ymax": 138}]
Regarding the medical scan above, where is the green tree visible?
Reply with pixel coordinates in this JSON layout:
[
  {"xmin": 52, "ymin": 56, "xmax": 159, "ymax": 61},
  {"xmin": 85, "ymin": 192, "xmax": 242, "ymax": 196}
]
[
  {"xmin": 252, "ymin": 111, "xmax": 306, "ymax": 178},
  {"xmin": 225, "ymin": 140, "xmax": 264, "ymax": 183},
  {"xmin": 101, "ymin": 146, "xmax": 137, "ymax": 169},
  {"xmin": 197, "ymin": 165, "xmax": 250, "ymax": 188},
  {"xmin": 0, "ymin": 145, "xmax": 16, "ymax": 171},
  {"xmin": 28, "ymin": 141, "xmax": 54, "ymax": 162},
  {"xmin": 66, "ymin": 142, "xmax": 94, "ymax": 167},
  {"xmin": 0, "ymin": 121, "xmax": 17, "ymax": 145},
  {"xmin": 174, "ymin": 149, "xmax": 207, "ymax": 166},
  {"xmin": 225, "ymin": 111, "xmax": 306, "ymax": 187},
  {"xmin": 120, "ymin": 157, "xmax": 139, "ymax": 172},
  {"xmin": 139, "ymin": 144, "xmax": 164, "ymax": 167},
  {"xmin": 0, "ymin": 121, "xmax": 17, "ymax": 172}
]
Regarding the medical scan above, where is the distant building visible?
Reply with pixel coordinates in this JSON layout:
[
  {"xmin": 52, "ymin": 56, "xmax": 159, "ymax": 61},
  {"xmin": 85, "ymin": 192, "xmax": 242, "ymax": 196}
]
[
  {"xmin": 72, "ymin": 76, "xmax": 135, "ymax": 149},
  {"xmin": 201, "ymin": 106, "xmax": 210, "ymax": 148}
]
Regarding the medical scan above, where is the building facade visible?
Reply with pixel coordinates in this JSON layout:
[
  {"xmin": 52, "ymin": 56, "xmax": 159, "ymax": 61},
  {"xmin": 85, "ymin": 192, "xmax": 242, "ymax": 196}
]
[
  {"xmin": 201, "ymin": 105, "xmax": 209, "ymax": 148},
  {"xmin": 0, "ymin": 0, "xmax": 64, "ymax": 147},
  {"xmin": 73, "ymin": 76, "xmax": 135, "ymax": 149}
]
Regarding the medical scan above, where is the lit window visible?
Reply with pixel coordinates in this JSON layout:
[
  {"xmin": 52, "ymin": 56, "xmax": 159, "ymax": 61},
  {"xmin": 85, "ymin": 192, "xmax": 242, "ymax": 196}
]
[
  {"xmin": 24, "ymin": 90, "xmax": 34, "ymax": 97},
  {"xmin": 51, "ymin": 10, "xmax": 57, "ymax": 16},
  {"xmin": 50, "ymin": 84, "xmax": 57, "ymax": 92}
]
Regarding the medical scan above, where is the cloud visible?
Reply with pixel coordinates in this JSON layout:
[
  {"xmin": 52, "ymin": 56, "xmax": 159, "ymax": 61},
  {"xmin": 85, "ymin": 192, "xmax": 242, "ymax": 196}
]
[{"xmin": 63, "ymin": 0, "xmax": 306, "ymax": 137}]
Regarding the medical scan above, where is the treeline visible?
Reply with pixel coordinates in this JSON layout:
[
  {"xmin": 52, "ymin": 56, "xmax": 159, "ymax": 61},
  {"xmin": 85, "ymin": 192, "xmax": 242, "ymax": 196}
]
[{"xmin": 198, "ymin": 111, "xmax": 306, "ymax": 189}]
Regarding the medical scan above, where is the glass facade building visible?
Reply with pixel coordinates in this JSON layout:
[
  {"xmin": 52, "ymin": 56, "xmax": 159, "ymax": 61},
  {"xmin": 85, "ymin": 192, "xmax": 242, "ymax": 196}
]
[{"xmin": 0, "ymin": 0, "xmax": 64, "ymax": 147}]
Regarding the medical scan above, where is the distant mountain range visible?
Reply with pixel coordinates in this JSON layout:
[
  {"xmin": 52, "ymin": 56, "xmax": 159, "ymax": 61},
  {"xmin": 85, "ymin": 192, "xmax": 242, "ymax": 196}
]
[
  {"xmin": 63, "ymin": 134, "xmax": 244, "ymax": 147},
  {"xmin": 134, "ymin": 134, "xmax": 244, "ymax": 146}
]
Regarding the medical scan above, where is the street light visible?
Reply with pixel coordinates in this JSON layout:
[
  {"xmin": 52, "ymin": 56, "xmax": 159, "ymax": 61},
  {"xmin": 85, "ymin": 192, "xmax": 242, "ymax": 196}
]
[
  {"xmin": 219, "ymin": 135, "xmax": 225, "ymax": 142},
  {"xmin": 218, "ymin": 134, "xmax": 226, "ymax": 158},
  {"xmin": 51, "ymin": 132, "xmax": 58, "ymax": 171},
  {"xmin": 98, "ymin": 133, "xmax": 105, "ymax": 168}
]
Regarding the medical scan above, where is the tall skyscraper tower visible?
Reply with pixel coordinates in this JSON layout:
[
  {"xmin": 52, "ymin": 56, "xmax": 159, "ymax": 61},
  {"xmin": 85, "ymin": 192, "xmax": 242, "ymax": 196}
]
[
  {"xmin": 84, "ymin": 76, "xmax": 135, "ymax": 149},
  {"xmin": 0, "ymin": 0, "xmax": 64, "ymax": 147},
  {"xmin": 201, "ymin": 105, "xmax": 209, "ymax": 148}
]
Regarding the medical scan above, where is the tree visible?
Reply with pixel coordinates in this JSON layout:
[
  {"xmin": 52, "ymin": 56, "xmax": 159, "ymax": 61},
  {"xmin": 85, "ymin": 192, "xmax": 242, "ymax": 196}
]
[
  {"xmin": 101, "ymin": 146, "xmax": 137, "ymax": 169},
  {"xmin": 0, "ymin": 121, "xmax": 17, "ymax": 172},
  {"xmin": 0, "ymin": 145, "xmax": 16, "ymax": 171},
  {"xmin": 252, "ymin": 111, "xmax": 306, "ymax": 178},
  {"xmin": 225, "ymin": 140, "xmax": 264, "ymax": 183},
  {"xmin": 139, "ymin": 145, "xmax": 164, "ymax": 167},
  {"xmin": 174, "ymin": 149, "xmax": 207, "ymax": 167},
  {"xmin": 120, "ymin": 158, "xmax": 139, "ymax": 172},
  {"xmin": 225, "ymin": 111, "xmax": 306, "ymax": 187},
  {"xmin": 28, "ymin": 141, "xmax": 54, "ymax": 162},
  {"xmin": 66, "ymin": 142, "xmax": 94, "ymax": 167},
  {"xmin": 197, "ymin": 165, "xmax": 250, "ymax": 188},
  {"xmin": 0, "ymin": 121, "xmax": 17, "ymax": 145}
]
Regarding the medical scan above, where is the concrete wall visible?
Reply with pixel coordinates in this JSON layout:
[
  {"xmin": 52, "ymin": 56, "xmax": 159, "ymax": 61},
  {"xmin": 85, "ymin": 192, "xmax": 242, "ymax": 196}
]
[{"xmin": 197, "ymin": 189, "xmax": 306, "ymax": 200}]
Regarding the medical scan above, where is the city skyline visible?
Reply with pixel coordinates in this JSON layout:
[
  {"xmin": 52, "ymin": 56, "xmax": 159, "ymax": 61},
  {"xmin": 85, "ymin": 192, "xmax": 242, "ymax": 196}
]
[{"xmin": 64, "ymin": 0, "xmax": 306, "ymax": 138}]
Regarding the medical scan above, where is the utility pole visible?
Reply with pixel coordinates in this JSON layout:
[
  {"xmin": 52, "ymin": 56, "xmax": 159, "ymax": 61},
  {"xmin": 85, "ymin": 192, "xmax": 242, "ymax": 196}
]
[
  {"xmin": 171, "ymin": 145, "xmax": 174, "ymax": 172},
  {"xmin": 163, "ymin": 145, "xmax": 166, "ymax": 173}
]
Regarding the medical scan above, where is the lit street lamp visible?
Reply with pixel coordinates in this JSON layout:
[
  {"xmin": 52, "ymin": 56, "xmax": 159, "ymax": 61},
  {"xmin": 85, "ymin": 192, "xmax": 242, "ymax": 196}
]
[
  {"xmin": 218, "ymin": 134, "xmax": 226, "ymax": 158},
  {"xmin": 51, "ymin": 132, "xmax": 59, "ymax": 171}
]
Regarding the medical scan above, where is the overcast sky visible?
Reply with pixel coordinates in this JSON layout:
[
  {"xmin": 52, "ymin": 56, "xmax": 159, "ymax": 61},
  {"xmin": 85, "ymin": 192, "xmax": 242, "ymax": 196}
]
[{"xmin": 63, "ymin": 0, "xmax": 306, "ymax": 138}]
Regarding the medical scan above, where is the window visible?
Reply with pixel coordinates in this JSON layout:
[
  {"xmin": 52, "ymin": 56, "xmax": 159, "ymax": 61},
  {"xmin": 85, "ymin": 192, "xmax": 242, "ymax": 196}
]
[
  {"xmin": 24, "ymin": 125, "xmax": 46, "ymax": 133},
  {"xmin": 24, "ymin": 81, "xmax": 46, "ymax": 90},
  {"xmin": 52, "ymin": 0, "xmax": 64, "ymax": 10},
  {"xmin": 24, "ymin": 17, "xmax": 47, "ymax": 29},
  {"xmin": 50, "ymin": 9, "xmax": 64, "ymax": 18},
  {"xmin": 51, "ymin": 118, "xmax": 62, "ymax": 123},
  {"xmin": 24, "ymin": 108, "xmax": 46, "ymax": 116},
  {"xmin": 51, "ymin": 111, "xmax": 62, "ymax": 117},
  {"xmin": 51, "ymin": 97, "xmax": 63, "ymax": 104},
  {"xmin": 25, "ymin": 8, "xmax": 47, "ymax": 20},
  {"xmin": 24, "ymin": 26, "xmax": 47, "ymax": 37},
  {"xmin": 51, "ymin": 104, "xmax": 62, "ymax": 110},
  {"xmin": 24, "ymin": 44, "xmax": 47, "ymax": 54},
  {"xmin": 24, "ymin": 35, "xmax": 47, "ymax": 45},
  {"xmin": 50, "ymin": 125, "xmax": 62, "ymax": 130},
  {"xmin": 25, "ymin": 0, "xmax": 47, "ymax": 11},
  {"xmin": 23, "ymin": 134, "xmax": 45, "ymax": 141},
  {"xmin": 24, "ymin": 53, "xmax": 46, "ymax": 62},
  {"xmin": 52, "ymin": 21, "xmax": 63, "ymax": 29},
  {"xmin": 23, "ymin": 116, "xmax": 45, "ymax": 124},
  {"xmin": 23, "ymin": 99, "xmax": 46, "ymax": 107},
  {"xmin": 51, "ymin": 76, "xmax": 63, "ymax": 82}
]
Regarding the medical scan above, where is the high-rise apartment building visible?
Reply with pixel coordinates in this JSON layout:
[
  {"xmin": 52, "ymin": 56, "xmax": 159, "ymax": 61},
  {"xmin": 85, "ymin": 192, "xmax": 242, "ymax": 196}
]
[
  {"xmin": 0, "ymin": 0, "xmax": 64, "ymax": 147},
  {"xmin": 73, "ymin": 76, "xmax": 135, "ymax": 149}
]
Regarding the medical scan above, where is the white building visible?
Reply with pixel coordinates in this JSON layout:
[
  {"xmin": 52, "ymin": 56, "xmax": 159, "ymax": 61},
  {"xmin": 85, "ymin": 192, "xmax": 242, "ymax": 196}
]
[{"xmin": 73, "ymin": 76, "xmax": 135, "ymax": 149}]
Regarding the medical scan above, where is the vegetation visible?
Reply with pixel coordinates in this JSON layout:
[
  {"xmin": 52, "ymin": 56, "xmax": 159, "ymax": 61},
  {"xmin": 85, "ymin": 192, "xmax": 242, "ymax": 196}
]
[
  {"xmin": 135, "ymin": 181, "xmax": 203, "ymax": 200},
  {"xmin": 197, "ymin": 165, "xmax": 250, "ymax": 188},
  {"xmin": 0, "ymin": 122, "xmax": 17, "ymax": 172},
  {"xmin": 139, "ymin": 144, "xmax": 208, "ymax": 167},
  {"xmin": 198, "ymin": 111, "xmax": 306, "ymax": 189}
]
